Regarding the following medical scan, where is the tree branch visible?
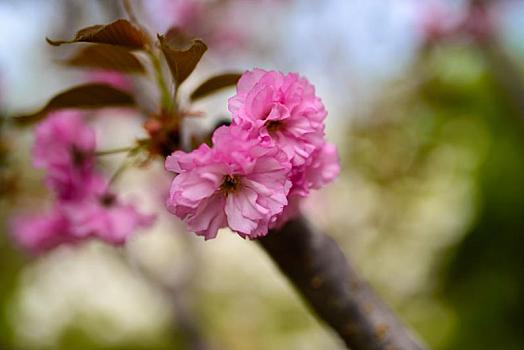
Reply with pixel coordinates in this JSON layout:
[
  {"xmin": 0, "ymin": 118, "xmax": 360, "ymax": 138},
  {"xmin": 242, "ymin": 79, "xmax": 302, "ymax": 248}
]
[{"xmin": 258, "ymin": 216, "xmax": 426, "ymax": 350}]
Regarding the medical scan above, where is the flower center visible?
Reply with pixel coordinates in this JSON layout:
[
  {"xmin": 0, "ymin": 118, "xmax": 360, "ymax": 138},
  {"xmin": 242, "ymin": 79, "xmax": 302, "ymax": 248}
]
[
  {"xmin": 71, "ymin": 146, "xmax": 87, "ymax": 166},
  {"xmin": 220, "ymin": 175, "xmax": 241, "ymax": 195},
  {"xmin": 100, "ymin": 193, "xmax": 116, "ymax": 207},
  {"xmin": 264, "ymin": 120, "xmax": 283, "ymax": 133}
]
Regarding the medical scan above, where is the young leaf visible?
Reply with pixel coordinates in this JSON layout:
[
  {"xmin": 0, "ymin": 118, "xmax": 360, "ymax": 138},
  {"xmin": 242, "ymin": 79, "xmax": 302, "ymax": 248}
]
[
  {"xmin": 158, "ymin": 28, "xmax": 207, "ymax": 87},
  {"xmin": 190, "ymin": 73, "xmax": 242, "ymax": 101},
  {"xmin": 13, "ymin": 84, "xmax": 135, "ymax": 125},
  {"xmin": 63, "ymin": 44, "xmax": 145, "ymax": 73},
  {"xmin": 46, "ymin": 19, "xmax": 149, "ymax": 49}
]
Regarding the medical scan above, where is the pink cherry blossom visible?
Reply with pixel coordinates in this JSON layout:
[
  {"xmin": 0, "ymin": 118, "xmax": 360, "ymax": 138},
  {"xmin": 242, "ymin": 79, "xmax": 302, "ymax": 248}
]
[
  {"xmin": 228, "ymin": 69, "xmax": 327, "ymax": 166},
  {"xmin": 11, "ymin": 176, "xmax": 155, "ymax": 252},
  {"xmin": 270, "ymin": 195, "xmax": 302, "ymax": 230},
  {"xmin": 33, "ymin": 111, "xmax": 96, "ymax": 200},
  {"xmin": 54, "ymin": 169, "xmax": 155, "ymax": 246},
  {"xmin": 13, "ymin": 112, "xmax": 156, "ymax": 253},
  {"xmin": 88, "ymin": 70, "xmax": 132, "ymax": 91},
  {"xmin": 289, "ymin": 142, "xmax": 341, "ymax": 197},
  {"xmin": 165, "ymin": 125, "xmax": 291, "ymax": 239},
  {"xmin": 270, "ymin": 143, "xmax": 340, "ymax": 229},
  {"xmin": 33, "ymin": 111, "xmax": 95, "ymax": 170},
  {"xmin": 61, "ymin": 191, "xmax": 156, "ymax": 246},
  {"xmin": 10, "ymin": 210, "xmax": 76, "ymax": 254},
  {"xmin": 11, "ymin": 193, "xmax": 154, "ymax": 252},
  {"xmin": 305, "ymin": 142, "xmax": 340, "ymax": 189}
]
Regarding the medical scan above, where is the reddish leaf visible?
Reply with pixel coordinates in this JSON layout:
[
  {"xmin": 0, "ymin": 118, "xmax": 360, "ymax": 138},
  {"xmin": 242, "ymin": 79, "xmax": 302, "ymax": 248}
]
[
  {"xmin": 190, "ymin": 73, "xmax": 242, "ymax": 101},
  {"xmin": 63, "ymin": 44, "xmax": 145, "ymax": 73},
  {"xmin": 13, "ymin": 84, "xmax": 136, "ymax": 125},
  {"xmin": 46, "ymin": 19, "xmax": 149, "ymax": 49},
  {"xmin": 158, "ymin": 28, "xmax": 207, "ymax": 87}
]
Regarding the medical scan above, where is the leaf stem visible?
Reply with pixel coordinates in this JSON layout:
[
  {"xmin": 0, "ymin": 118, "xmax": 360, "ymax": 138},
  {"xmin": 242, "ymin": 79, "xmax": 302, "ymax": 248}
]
[
  {"xmin": 148, "ymin": 50, "xmax": 174, "ymax": 113},
  {"xmin": 121, "ymin": 0, "xmax": 174, "ymax": 113}
]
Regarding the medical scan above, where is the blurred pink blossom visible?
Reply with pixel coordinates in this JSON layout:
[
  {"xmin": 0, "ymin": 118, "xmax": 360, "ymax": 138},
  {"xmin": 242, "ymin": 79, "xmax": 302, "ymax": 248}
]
[
  {"xmin": 165, "ymin": 124, "xmax": 291, "ymax": 239},
  {"xmin": 142, "ymin": 0, "xmax": 249, "ymax": 52},
  {"xmin": 10, "ymin": 210, "xmax": 75, "ymax": 254},
  {"xmin": 61, "ymin": 191, "xmax": 156, "ymax": 245},
  {"xmin": 11, "ymin": 189, "xmax": 155, "ymax": 252},
  {"xmin": 418, "ymin": 1, "xmax": 458, "ymax": 41},
  {"xmin": 417, "ymin": 1, "xmax": 495, "ymax": 44},
  {"xmin": 32, "ymin": 111, "xmax": 97, "ymax": 200},
  {"xmin": 11, "ymin": 112, "xmax": 155, "ymax": 254},
  {"xmin": 33, "ymin": 111, "xmax": 95, "ymax": 171},
  {"xmin": 88, "ymin": 70, "xmax": 132, "ymax": 91},
  {"xmin": 462, "ymin": 3, "xmax": 494, "ymax": 41}
]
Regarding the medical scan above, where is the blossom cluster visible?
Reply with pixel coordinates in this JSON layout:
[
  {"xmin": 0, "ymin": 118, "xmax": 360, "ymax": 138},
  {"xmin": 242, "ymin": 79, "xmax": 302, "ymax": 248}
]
[
  {"xmin": 417, "ymin": 0, "xmax": 493, "ymax": 43},
  {"xmin": 11, "ymin": 112, "xmax": 155, "ymax": 254},
  {"xmin": 165, "ymin": 69, "xmax": 340, "ymax": 239}
]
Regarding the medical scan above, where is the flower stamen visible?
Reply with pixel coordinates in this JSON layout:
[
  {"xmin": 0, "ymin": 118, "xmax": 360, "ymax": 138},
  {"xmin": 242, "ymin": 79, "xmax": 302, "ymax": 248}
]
[
  {"xmin": 100, "ymin": 193, "xmax": 116, "ymax": 207},
  {"xmin": 264, "ymin": 120, "xmax": 283, "ymax": 133},
  {"xmin": 71, "ymin": 146, "xmax": 88, "ymax": 167},
  {"xmin": 220, "ymin": 174, "xmax": 241, "ymax": 195}
]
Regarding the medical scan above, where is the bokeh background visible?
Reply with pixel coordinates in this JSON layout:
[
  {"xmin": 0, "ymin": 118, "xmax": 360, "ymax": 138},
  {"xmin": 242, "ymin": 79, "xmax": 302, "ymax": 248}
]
[{"xmin": 1, "ymin": 0, "xmax": 524, "ymax": 349}]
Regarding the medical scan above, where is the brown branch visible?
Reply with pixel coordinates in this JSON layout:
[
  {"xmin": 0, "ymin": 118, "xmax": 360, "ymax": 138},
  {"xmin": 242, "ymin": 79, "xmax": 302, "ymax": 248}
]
[{"xmin": 258, "ymin": 216, "xmax": 426, "ymax": 350}]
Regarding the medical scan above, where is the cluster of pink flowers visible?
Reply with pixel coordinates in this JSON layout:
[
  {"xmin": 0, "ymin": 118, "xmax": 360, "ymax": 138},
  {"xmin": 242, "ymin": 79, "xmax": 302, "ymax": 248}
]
[
  {"xmin": 11, "ymin": 112, "xmax": 154, "ymax": 254},
  {"xmin": 165, "ymin": 69, "xmax": 340, "ymax": 239}
]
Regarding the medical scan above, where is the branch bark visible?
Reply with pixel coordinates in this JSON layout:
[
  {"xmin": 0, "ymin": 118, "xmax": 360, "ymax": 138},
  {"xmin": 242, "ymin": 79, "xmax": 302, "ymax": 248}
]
[{"xmin": 258, "ymin": 216, "xmax": 426, "ymax": 350}]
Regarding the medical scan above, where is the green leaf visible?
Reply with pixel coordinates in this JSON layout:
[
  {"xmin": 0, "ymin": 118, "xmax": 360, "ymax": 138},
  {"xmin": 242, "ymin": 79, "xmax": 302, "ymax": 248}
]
[
  {"xmin": 190, "ymin": 73, "xmax": 242, "ymax": 101},
  {"xmin": 63, "ymin": 44, "xmax": 145, "ymax": 73},
  {"xmin": 158, "ymin": 27, "xmax": 207, "ymax": 87},
  {"xmin": 46, "ymin": 19, "xmax": 149, "ymax": 49},
  {"xmin": 13, "ymin": 84, "xmax": 136, "ymax": 125}
]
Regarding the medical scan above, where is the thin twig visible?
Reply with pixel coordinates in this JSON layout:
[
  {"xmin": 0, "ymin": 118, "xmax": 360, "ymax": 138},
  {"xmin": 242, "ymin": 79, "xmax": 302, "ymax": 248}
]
[{"xmin": 107, "ymin": 156, "xmax": 132, "ymax": 187}]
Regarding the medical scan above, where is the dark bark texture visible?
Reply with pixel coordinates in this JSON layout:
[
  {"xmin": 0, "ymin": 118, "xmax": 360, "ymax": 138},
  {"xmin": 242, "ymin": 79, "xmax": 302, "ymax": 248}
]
[{"xmin": 258, "ymin": 216, "xmax": 426, "ymax": 350}]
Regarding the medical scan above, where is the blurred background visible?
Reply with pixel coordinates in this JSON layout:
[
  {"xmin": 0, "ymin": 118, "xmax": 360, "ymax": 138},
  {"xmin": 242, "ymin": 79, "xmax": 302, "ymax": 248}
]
[{"xmin": 1, "ymin": 0, "xmax": 524, "ymax": 349}]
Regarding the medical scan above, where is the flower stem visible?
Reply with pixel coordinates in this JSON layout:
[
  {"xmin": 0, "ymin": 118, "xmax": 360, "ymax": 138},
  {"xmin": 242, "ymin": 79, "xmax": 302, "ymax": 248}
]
[
  {"xmin": 107, "ymin": 156, "xmax": 131, "ymax": 187},
  {"xmin": 95, "ymin": 146, "xmax": 136, "ymax": 156}
]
